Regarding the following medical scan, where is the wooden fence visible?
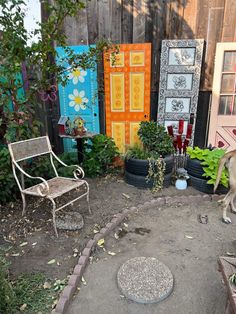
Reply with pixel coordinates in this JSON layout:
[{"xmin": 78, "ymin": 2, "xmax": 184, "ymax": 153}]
[
  {"xmin": 43, "ymin": 0, "xmax": 236, "ymax": 151},
  {"xmin": 62, "ymin": 0, "xmax": 236, "ymax": 91}
]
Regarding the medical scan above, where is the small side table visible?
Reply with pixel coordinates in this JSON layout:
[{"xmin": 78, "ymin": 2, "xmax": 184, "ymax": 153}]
[{"xmin": 59, "ymin": 132, "xmax": 98, "ymax": 163}]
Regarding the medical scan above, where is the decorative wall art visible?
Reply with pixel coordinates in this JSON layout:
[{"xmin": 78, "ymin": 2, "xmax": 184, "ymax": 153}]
[
  {"xmin": 104, "ymin": 43, "xmax": 151, "ymax": 153},
  {"xmin": 157, "ymin": 39, "xmax": 204, "ymax": 146},
  {"xmin": 167, "ymin": 73, "xmax": 193, "ymax": 90},
  {"xmin": 168, "ymin": 48, "xmax": 196, "ymax": 66},
  {"xmin": 56, "ymin": 45, "xmax": 100, "ymax": 152}
]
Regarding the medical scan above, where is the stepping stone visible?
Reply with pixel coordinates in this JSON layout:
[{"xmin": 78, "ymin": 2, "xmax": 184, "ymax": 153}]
[
  {"xmin": 117, "ymin": 257, "xmax": 173, "ymax": 304},
  {"xmin": 56, "ymin": 211, "xmax": 84, "ymax": 230}
]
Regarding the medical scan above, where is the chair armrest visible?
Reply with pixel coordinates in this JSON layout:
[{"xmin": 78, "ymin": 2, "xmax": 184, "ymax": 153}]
[
  {"xmin": 14, "ymin": 161, "xmax": 50, "ymax": 196},
  {"xmin": 51, "ymin": 151, "xmax": 85, "ymax": 179}
]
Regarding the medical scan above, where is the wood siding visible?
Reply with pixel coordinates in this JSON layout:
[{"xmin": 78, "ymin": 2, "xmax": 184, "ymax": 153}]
[{"xmin": 60, "ymin": 0, "xmax": 236, "ymax": 92}]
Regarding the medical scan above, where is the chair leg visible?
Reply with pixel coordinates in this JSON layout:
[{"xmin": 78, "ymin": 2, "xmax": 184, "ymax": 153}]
[
  {"xmin": 49, "ymin": 198, "xmax": 58, "ymax": 238},
  {"xmin": 84, "ymin": 181, "xmax": 91, "ymax": 215},
  {"xmin": 21, "ymin": 193, "xmax": 26, "ymax": 216},
  {"xmin": 87, "ymin": 193, "xmax": 91, "ymax": 215}
]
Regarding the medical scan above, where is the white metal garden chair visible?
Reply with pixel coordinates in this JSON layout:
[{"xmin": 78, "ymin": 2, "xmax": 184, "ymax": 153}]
[{"xmin": 8, "ymin": 136, "xmax": 91, "ymax": 237}]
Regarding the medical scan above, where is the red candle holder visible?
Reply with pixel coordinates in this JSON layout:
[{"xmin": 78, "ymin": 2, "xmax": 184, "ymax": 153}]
[
  {"xmin": 186, "ymin": 124, "xmax": 193, "ymax": 139},
  {"xmin": 178, "ymin": 120, "xmax": 184, "ymax": 135},
  {"xmin": 167, "ymin": 125, "xmax": 174, "ymax": 137}
]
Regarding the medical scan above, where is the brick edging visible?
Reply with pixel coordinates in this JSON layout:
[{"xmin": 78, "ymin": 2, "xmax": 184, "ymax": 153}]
[{"xmin": 52, "ymin": 193, "xmax": 220, "ymax": 313}]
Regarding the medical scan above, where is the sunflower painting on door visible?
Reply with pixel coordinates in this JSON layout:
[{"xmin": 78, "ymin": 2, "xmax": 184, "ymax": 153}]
[{"xmin": 56, "ymin": 46, "xmax": 100, "ymax": 152}]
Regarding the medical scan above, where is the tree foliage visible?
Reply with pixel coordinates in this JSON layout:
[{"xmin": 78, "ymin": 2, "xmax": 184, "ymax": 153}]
[{"xmin": 0, "ymin": 0, "xmax": 115, "ymax": 142}]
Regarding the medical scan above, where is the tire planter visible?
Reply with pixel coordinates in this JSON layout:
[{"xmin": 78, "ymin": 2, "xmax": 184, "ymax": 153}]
[
  {"xmin": 186, "ymin": 157, "xmax": 228, "ymax": 194},
  {"xmin": 125, "ymin": 171, "xmax": 172, "ymax": 189},
  {"xmin": 125, "ymin": 155, "xmax": 174, "ymax": 176},
  {"xmin": 189, "ymin": 175, "xmax": 228, "ymax": 194},
  {"xmin": 186, "ymin": 158, "xmax": 205, "ymax": 179}
]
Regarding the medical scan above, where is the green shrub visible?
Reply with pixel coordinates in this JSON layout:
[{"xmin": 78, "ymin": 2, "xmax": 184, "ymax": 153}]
[
  {"xmin": 125, "ymin": 144, "xmax": 154, "ymax": 160},
  {"xmin": 0, "ymin": 146, "xmax": 19, "ymax": 204},
  {"xmin": 137, "ymin": 121, "xmax": 174, "ymax": 157},
  {"xmin": 82, "ymin": 134, "xmax": 119, "ymax": 177}
]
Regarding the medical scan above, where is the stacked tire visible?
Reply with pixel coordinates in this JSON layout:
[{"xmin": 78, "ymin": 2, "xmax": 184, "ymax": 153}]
[
  {"xmin": 124, "ymin": 155, "xmax": 174, "ymax": 189},
  {"xmin": 186, "ymin": 158, "xmax": 228, "ymax": 194}
]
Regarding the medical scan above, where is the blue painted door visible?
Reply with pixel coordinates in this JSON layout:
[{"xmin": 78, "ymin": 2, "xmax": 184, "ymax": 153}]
[{"xmin": 56, "ymin": 45, "xmax": 100, "ymax": 152}]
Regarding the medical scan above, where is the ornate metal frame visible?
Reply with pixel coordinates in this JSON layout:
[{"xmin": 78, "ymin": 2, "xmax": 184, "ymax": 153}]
[
  {"xmin": 157, "ymin": 39, "xmax": 204, "ymax": 145},
  {"xmin": 8, "ymin": 136, "xmax": 90, "ymax": 237}
]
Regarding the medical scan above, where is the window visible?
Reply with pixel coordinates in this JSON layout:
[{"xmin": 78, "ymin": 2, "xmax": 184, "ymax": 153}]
[{"xmin": 218, "ymin": 51, "xmax": 236, "ymax": 115}]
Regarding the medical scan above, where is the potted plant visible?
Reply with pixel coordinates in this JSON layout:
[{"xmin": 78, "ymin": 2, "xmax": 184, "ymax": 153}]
[
  {"xmin": 186, "ymin": 146, "xmax": 229, "ymax": 194},
  {"xmin": 124, "ymin": 121, "xmax": 174, "ymax": 190},
  {"xmin": 175, "ymin": 168, "xmax": 189, "ymax": 190}
]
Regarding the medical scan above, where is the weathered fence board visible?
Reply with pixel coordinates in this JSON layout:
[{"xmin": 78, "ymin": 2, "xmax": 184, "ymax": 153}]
[
  {"xmin": 55, "ymin": 0, "xmax": 236, "ymax": 91},
  {"xmin": 221, "ymin": 0, "xmax": 236, "ymax": 42}
]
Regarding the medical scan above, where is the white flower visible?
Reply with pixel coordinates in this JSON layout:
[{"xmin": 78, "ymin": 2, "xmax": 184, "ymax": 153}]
[
  {"xmin": 68, "ymin": 67, "xmax": 87, "ymax": 84},
  {"xmin": 68, "ymin": 89, "xmax": 88, "ymax": 111}
]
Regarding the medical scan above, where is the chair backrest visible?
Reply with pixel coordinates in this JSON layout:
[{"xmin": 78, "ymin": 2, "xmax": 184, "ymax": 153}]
[{"xmin": 8, "ymin": 136, "xmax": 52, "ymax": 162}]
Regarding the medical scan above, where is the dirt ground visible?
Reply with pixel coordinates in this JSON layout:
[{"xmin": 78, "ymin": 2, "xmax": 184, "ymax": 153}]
[
  {"xmin": 68, "ymin": 199, "xmax": 236, "ymax": 314},
  {"xmin": 0, "ymin": 174, "xmax": 201, "ymax": 281}
]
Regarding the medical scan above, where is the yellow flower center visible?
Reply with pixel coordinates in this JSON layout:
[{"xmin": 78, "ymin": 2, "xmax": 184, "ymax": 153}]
[
  {"xmin": 74, "ymin": 96, "xmax": 82, "ymax": 104},
  {"xmin": 73, "ymin": 69, "xmax": 81, "ymax": 77}
]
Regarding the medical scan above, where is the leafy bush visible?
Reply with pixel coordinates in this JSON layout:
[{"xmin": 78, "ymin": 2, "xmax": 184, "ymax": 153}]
[
  {"xmin": 82, "ymin": 134, "xmax": 119, "ymax": 177},
  {"xmin": 125, "ymin": 144, "xmax": 155, "ymax": 160},
  {"xmin": 187, "ymin": 147, "xmax": 229, "ymax": 187},
  {"xmin": 138, "ymin": 121, "xmax": 174, "ymax": 157},
  {"xmin": 0, "ymin": 146, "xmax": 19, "ymax": 204}
]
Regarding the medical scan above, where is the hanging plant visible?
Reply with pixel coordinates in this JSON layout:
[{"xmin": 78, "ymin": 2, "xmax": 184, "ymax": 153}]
[{"xmin": 146, "ymin": 157, "xmax": 166, "ymax": 192}]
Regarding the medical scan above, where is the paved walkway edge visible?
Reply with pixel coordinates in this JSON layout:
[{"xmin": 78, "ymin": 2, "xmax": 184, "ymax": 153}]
[{"xmin": 52, "ymin": 193, "xmax": 220, "ymax": 314}]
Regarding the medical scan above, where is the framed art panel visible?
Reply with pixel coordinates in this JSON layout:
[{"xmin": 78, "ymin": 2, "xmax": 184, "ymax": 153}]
[
  {"xmin": 165, "ymin": 98, "xmax": 191, "ymax": 113},
  {"xmin": 168, "ymin": 48, "xmax": 196, "ymax": 66},
  {"xmin": 157, "ymin": 39, "xmax": 204, "ymax": 145},
  {"xmin": 167, "ymin": 73, "xmax": 193, "ymax": 90}
]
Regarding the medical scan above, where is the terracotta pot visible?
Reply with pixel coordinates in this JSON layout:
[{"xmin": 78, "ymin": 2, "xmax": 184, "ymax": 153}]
[{"xmin": 112, "ymin": 156, "xmax": 124, "ymax": 168}]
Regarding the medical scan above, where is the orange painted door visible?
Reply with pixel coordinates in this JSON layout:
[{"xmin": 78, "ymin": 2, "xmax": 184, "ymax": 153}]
[
  {"xmin": 208, "ymin": 42, "xmax": 236, "ymax": 150},
  {"xmin": 104, "ymin": 43, "xmax": 151, "ymax": 153}
]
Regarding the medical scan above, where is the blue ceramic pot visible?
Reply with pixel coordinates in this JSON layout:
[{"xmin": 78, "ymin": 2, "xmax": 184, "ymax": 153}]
[{"xmin": 175, "ymin": 179, "xmax": 187, "ymax": 190}]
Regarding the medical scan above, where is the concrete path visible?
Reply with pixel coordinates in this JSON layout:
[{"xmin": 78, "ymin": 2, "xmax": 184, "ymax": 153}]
[{"xmin": 67, "ymin": 198, "xmax": 236, "ymax": 314}]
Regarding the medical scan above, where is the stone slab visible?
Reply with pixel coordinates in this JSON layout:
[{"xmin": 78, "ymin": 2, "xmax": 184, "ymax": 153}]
[
  {"xmin": 56, "ymin": 212, "xmax": 84, "ymax": 230},
  {"xmin": 117, "ymin": 257, "xmax": 174, "ymax": 304}
]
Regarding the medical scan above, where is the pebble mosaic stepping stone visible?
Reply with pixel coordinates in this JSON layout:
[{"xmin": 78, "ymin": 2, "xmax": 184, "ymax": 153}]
[
  {"xmin": 117, "ymin": 257, "xmax": 174, "ymax": 304},
  {"xmin": 56, "ymin": 211, "xmax": 84, "ymax": 230}
]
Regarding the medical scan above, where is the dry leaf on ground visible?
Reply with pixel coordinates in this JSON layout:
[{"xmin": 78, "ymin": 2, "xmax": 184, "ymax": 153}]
[
  {"xmin": 47, "ymin": 259, "xmax": 56, "ymax": 265},
  {"xmin": 97, "ymin": 239, "xmax": 105, "ymax": 247}
]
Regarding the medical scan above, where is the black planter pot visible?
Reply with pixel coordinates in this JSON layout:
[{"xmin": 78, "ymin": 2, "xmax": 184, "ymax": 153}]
[
  {"xmin": 186, "ymin": 158, "xmax": 205, "ymax": 178},
  {"xmin": 186, "ymin": 158, "xmax": 228, "ymax": 194},
  {"xmin": 125, "ymin": 155, "xmax": 174, "ymax": 176},
  {"xmin": 125, "ymin": 171, "xmax": 172, "ymax": 189},
  {"xmin": 124, "ymin": 155, "xmax": 174, "ymax": 189},
  {"xmin": 189, "ymin": 175, "xmax": 228, "ymax": 194}
]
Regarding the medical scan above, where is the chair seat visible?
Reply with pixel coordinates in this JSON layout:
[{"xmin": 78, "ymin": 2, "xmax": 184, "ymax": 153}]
[{"xmin": 23, "ymin": 176, "xmax": 86, "ymax": 199}]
